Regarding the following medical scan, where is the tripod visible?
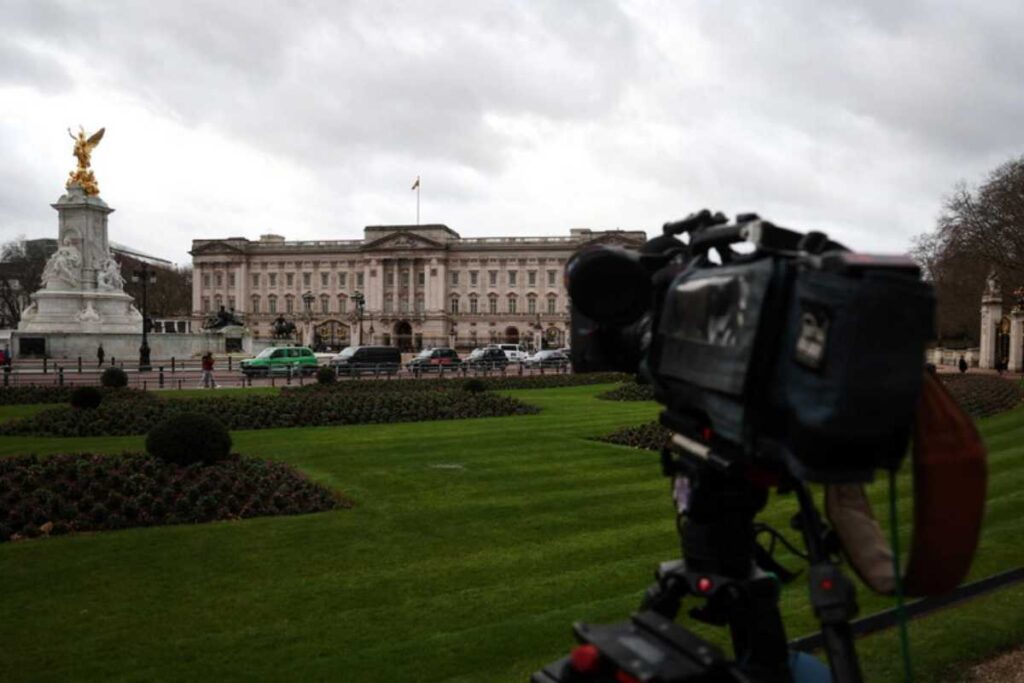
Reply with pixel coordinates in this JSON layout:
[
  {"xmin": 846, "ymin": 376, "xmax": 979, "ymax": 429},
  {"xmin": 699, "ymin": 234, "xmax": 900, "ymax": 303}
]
[{"xmin": 643, "ymin": 441, "xmax": 864, "ymax": 683}]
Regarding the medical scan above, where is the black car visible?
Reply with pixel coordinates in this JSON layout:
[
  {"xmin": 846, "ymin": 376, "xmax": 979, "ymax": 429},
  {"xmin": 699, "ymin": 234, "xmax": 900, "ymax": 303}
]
[
  {"xmin": 406, "ymin": 347, "xmax": 462, "ymax": 372},
  {"xmin": 330, "ymin": 346, "xmax": 402, "ymax": 375},
  {"xmin": 465, "ymin": 347, "xmax": 509, "ymax": 369}
]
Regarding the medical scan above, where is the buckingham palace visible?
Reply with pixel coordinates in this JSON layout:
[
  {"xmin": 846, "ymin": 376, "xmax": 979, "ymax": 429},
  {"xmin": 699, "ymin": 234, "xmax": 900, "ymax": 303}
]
[{"xmin": 190, "ymin": 224, "xmax": 645, "ymax": 352}]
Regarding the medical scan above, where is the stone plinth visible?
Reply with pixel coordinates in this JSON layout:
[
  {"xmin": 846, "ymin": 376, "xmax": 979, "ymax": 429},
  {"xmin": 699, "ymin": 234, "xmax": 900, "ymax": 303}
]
[{"xmin": 1009, "ymin": 311, "xmax": 1024, "ymax": 372}]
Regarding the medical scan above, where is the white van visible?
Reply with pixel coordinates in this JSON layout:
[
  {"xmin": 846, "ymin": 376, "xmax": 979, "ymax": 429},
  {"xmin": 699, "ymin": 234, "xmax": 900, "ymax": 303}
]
[{"xmin": 488, "ymin": 343, "xmax": 529, "ymax": 363}]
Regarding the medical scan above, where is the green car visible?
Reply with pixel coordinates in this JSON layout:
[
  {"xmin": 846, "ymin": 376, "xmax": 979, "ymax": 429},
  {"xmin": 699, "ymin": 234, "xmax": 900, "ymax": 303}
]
[{"xmin": 240, "ymin": 346, "xmax": 319, "ymax": 377}]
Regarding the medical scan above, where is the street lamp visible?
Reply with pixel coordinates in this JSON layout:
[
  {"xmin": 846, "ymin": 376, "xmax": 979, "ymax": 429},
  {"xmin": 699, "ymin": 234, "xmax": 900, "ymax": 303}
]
[
  {"xmin": 301, "ymin": 291, "xmax": 314, "ymax": 347},
  {"xmin": 132, "ymin": 263, "xmax": 156, "ymax": 371},
  {"xmin": 352, "ymin": 291, "xmax": 365, "ymax": 345}
]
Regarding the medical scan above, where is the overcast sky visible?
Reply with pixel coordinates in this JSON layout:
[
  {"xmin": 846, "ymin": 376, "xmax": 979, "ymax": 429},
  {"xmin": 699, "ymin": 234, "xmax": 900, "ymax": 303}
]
[{"xmin": 2, "ymin": 1, "xmax": 1022, "ymax": 266}]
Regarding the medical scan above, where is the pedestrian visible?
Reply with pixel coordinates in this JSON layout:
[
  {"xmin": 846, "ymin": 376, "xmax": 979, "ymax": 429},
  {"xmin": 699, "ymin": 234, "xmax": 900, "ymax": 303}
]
[
  {"xmin": 97, "ymin": 344, "xmax": 105, "ymax": 367},
  {"xmin": 201, "ymin": 352, "xmax": 218, "ymax": 389},
  {"xmin": 958, "ymin": 355, "xmax": 968, "ymax": 374}
]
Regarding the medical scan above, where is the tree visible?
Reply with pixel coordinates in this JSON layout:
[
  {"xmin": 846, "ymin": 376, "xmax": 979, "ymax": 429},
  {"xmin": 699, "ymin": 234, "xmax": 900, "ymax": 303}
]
[
  {"xmin": 115, "ymin": 254, "xmax": 192, "ymax": 318},
  {"xmin": 911, "ymin": 156, "xmax": 1024, "ymax": 345},
  {"xmin": 0, "ymin": 238, "xmax": 51, "ymax": 327}
]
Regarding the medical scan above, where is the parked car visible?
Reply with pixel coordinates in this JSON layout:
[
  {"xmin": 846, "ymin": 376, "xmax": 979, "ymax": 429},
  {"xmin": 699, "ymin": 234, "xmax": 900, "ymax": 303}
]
[
  {"xmin": 240, "ymin": 346, "xmax": 319, "ymax": 376},
  {"xmin": 330, "ymin": 346, "xmax": 402, "ymax": 376},
  {"xmin": 524, "ymin": 349, "xmax": 570, "ymax": 369},
  {"xmin": 406, "ymin": 347, "xmax": 462, "ymax": 372},
  {"xmin": 487, "ymin": 343, "xmax": 529, "ymax": 362},
  {"xmin": 464, "ymin": 347, "xmax": 509, "ymax": 369}
]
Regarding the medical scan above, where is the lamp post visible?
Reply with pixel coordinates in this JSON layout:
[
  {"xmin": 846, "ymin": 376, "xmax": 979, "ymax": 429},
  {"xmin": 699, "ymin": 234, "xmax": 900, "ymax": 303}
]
[
  {"xmin": 132, "ymin": 263, "xmax": 156, "ymax": 371},
  {"xmin": 352, "ymin": 291, "xmax": 365, "ymax": 345},
  {"xmin": 302, "ymin": 291, "xmax": 314, "ymax": 347},
  {"xmin": 368, "ymin": 321, "xmax": 375, "ymax": 346}
]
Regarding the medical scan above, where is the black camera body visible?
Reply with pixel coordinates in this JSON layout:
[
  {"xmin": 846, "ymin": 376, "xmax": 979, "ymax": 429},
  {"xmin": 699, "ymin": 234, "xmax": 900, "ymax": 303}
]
[{"xmin": 569, "ymin": 212, "xmax": 935, "ymax": 484}]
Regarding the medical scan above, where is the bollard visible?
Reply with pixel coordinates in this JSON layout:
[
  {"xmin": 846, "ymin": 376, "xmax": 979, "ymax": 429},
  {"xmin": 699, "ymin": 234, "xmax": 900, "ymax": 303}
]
[
  {"xmin": 286, "ymin": 367, "xmax": 292, "ymax": 385},
  {"xmin": 58, "ymin": 366, "xmax": 64, "ymax": 386},
  {"xmin": 159, "ymin": 367, "xmax": 165, "ymax": 388},
  {"xmin": 271, "ymin": 375, "xmax": 276, "ymax": 388},
  {"xmin": 228, "ymin": 356, "xmax": 233, "ymax": 371},
  {"xmin": 110, "ymin": 356, "xmax": 116, "ymax": 367},
  {"xmin": 298, "ymin": 371, "xmax": 304, "ymax": 386},
  {"xmin": 43, "ymin": 357, "xmax": 48, "ymax": 374},
  {"xmin": 143, "ymin": 380, "xmax": 147, "ymax": 391},
  {"xmin": 178, "ymin": 379, "xmax": 183, "ymax": 390},
  {"xmin": 439, "ymin": 364, "xmax": 445, "ymax": 378},
  {"xmin": 3, "ymin": 367, "xmax": 8, "ymax": 387},
  {"xmin": 78, "ymin": 356, "xmax": 82, "ymax": 373},
  {"xmin": 171, "ymin": 357, "xmax": 176, "ymax": 373},
  {"xmin": 518, "ymin": 362, "xmax": 524, "ymax": 376}
]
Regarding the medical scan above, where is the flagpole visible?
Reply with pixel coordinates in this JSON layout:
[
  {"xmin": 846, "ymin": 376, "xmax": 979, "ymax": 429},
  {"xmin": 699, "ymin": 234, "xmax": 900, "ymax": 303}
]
[{"xmin": 417, "ymin": 181, "xmax": 420, "ymax": 225}]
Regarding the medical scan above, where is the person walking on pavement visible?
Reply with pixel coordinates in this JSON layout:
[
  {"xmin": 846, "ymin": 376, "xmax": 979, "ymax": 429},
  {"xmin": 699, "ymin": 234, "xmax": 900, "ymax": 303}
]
[
  {"xmin": 97, "ymin": 344, "xmax": 105, "ymax": 367},
  {"xmin": 201, "ymin": 352, "xmax": 218, "ymax": 389}
]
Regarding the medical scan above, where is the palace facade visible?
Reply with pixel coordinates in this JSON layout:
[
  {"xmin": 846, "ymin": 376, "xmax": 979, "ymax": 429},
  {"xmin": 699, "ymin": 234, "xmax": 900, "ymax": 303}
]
[{"xmin": 190, "ymin": 224, "xmax": 645, "ymax": 351}]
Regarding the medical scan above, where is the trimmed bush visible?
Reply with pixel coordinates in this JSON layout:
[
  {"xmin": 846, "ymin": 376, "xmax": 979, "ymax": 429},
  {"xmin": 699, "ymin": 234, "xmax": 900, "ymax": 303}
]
[
  {"xmin": 0, "ymin": 452, "xmax": 347, "ymax": 543},
  {"xmin": 146, "ymin": 413, "xmax": 232, "ymax": 466},
  {"xmin": 462, "ymin": 378, "xmax": 487, "ymax": 394},
  {"xmin": 70, "ymin": 386, "xmax": 103, "ymax": 409},
  {"xmin": 0, "ymin": 386, "xmax": 152, "ymax": 406},
  {"xmin": 316, "ymin": 366, "xmax": 337, "ymax": 385},
  {"xmin": 101, "ymin": 367, "xmax": 128, "ymax": 388}
]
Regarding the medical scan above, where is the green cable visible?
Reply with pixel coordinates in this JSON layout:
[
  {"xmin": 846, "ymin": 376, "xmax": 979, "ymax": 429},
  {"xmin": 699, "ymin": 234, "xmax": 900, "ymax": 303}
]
[{"xmin": 889, "ymin": 468, "xmax": 914, "ymax": 682}]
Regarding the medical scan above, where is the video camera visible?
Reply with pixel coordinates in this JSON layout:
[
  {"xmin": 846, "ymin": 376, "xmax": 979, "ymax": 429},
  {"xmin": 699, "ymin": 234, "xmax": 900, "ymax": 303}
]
[{"xmin": 534, "ymin": 211, "xmax": 946, "ymax": 683}]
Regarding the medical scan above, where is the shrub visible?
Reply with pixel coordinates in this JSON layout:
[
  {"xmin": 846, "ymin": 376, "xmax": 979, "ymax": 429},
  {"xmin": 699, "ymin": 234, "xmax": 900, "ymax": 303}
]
[
  {"xmin": 145, "ymin": 413, "xmax": 232, "ymax": 466},
  {"xmin": 70, "ymin": 386, "xmax": 103, "ymax": 409},
  {"xmin": 598, "ymin": 382, "xmax": 655, "ymax": 402},
  {"xmin": 597, "ymin": 421, "xmax": 670, "ymax": 451},
  {"xmin": 101, "ymin": 367, "xmax": 128, "ymax": 388},
  {"xmin": 939, "ymin": 374, "xmax": 1023, "ymax": 418},
  {"xmin": 462, "ymin": 378, "xmax": 487, "ymax": 394},
  {"xmin": 316, "ymin": 366, "xmax": 336, "ymax": 385}
]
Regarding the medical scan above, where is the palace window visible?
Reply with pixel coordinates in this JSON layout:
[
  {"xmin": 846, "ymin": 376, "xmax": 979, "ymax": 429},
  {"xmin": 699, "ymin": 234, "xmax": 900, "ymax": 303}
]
[
  {"xmin": 285, "ymin": 296, "xmax": 294, "ymax": 313},
  {"xmin": 228, "ymin": 274, "xmax": 236, "ymax": 288},
  {"xmin": 469, "ymin": 295, "xmax": 478, "ymax": 314},
  {"xmin": 400, "ymin": 298, "xmax": 409, "ymax": 313},
  {"xmin": 527, "ymin": 295, "xmax": 537, "ymax": 314},
  {"xmin": 201, "ymin": 297, "xmax": 210, "ymax": 312},
  {"xmin": 321, "ymin": 295, "xmax": 330, "ymax": 314},
  {"xmin": 547, "ymin": 295, "xmax": 557, "ymax": 314},
  {"xmin": 401, "ymin": 270, "xmax": 410, "ymax": 286},
  {"xmin": 339, "ymin": 272, "xmax": 347, "ymax": 288},
  {"xmin": 415, "ymin": 296, "xmax": 424, "ymax": 313},
  {"xmin": 470, "ymin": 271, "xmax": 478, "ymax": 286},
  {"xmin": 251, "ymin": 295, "xmax": 260, "ymax": 313},
  {"xmin": 386, "ymin": 271, "xmax": 394, "ymax": 285},
  {"xmin": 303, "ymin": 273, "xmax": 311, "ymax": 287},
  {"xmin": 507, "ymin": 295, "xmax": 517, "ymax": 314},
  {"xmin": 214, "ymin": 294, "xmax": 223, "ymax": 309},
  {"xmin": 451, "ymin": 271, "xmax": 459, "ymax": 286},
  {"xmin": 384, "ymin": 296, "xmax": 393, "ymax": 313},
  {"xmin": 286, "ymin": 273, "xmax": 294, "ymax": 287},
  {"xmin": 508, "ymin": 271, "xmax": 517, "ymax": 287},
  {"xmin": 215, "ymin": 274, "xmax": 223, "ymax": 287},
  {"xmin": 528, "ymin": 271, "xmax": 536, "ymax": 286},
  {"xmin": 450, "ymin": 295, "xmax": 459, "ymax": 314},
  {"xmin": 488, "ymin": 295, "xmax": 498, "ymax": 314},
  {"xmin": 321, "ymin": 272, "xmax": 329, "ymax": 287},
  {"xmin": 202, "ymin": 274, "xmax": 210, "ymax": 288},
  {"xmin": 489, "ymin": 271, "xmax": 497, "ymax": 287},
  {"xmin": 417, "ymin": 271, "xmax": 425, "ymax": 286},
  {"xmin": 356, "ymin": 272, "xmax": 364, "ymax": 287},
  {"xmin": 338, "ymin": 295, "xmax": 347, "ymax": 314},
  {"xmin": 252, "ymin": 274, "xmax": 260, "ymax": 288},
  {"xmin": 228, "ymin": 297, "xmax": 235, "ymax": 310},
  {"xmin": 269, "ymin": 273, "xmax": 277, "ymax": 287},
  {"xmin": 548, "ymin": 270, "xmax": 557, "ymax": 286},
  {"xmin": 268, "ymin": 295, "xmax": 277, "ymax": 313}
]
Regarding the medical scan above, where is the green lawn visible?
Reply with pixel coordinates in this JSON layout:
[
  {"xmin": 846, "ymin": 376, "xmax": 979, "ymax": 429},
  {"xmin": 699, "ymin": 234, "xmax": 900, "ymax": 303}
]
[{"xmin": 0, "ymin": 385, "xmax": 1021, "ymax": 682}]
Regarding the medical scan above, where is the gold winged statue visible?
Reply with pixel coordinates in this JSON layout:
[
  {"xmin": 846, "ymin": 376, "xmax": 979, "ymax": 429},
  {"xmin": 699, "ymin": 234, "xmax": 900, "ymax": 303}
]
[{"xmin": 66, "ymin": 126, "xmax": 105, "ymax": 196}]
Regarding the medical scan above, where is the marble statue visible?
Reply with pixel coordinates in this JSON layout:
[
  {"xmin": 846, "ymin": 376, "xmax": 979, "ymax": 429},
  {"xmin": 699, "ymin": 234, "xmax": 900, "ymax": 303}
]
[
  {"xmin": 96, "ymin": 257, "xmax": 125, "ymax": 291},
  {"xmin": 41, "ymin": 237, "xmax": 81, "ymax": 290}
]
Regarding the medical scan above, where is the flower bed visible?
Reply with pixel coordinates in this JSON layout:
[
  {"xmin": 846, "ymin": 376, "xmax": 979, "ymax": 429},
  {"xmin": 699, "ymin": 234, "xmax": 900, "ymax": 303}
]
[
  {"xmin": 288, "ymin": 371, "xmax": 632, "ymax": 394},
  {"xmin": 0, "ymin": 452, "xmax": 346, "ymax": 542},
  {"xmin": 596, "ymin": 421, "xmax": 669, "ymax": 451},
  {"xmin": 0, "ymin": 386, "xmax": 152, "ymax": 406},
  {"xmin": 0, "ymin": 391, "xmax": 539, "ymax": 437},
  {"xmin": 597, "ymin": 382, "xmax": 655, "ymax": 401},
  {"xmin": 939, "ymin": 373, "xmax": 1023, "ymax": 418}
]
